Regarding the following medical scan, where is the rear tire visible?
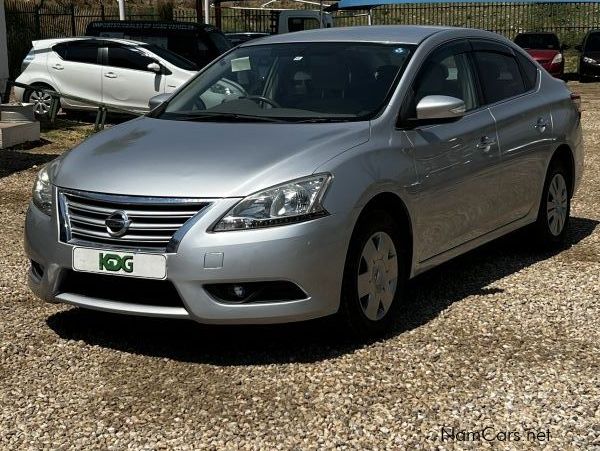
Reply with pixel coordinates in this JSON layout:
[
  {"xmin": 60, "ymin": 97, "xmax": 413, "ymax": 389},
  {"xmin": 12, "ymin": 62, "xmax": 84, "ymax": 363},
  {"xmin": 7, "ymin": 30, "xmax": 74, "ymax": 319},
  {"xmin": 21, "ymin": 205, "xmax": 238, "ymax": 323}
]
[
  {"xmin": 532, "ymin": 160, "xmax": 571, "ymax": 247},
  {"xmin": 24, "ymin": 83, "xmax": 55, "ymax": 118},
  {"xmin": 339, "ymin": 210, "xmax": 408, "ymax": 337}
]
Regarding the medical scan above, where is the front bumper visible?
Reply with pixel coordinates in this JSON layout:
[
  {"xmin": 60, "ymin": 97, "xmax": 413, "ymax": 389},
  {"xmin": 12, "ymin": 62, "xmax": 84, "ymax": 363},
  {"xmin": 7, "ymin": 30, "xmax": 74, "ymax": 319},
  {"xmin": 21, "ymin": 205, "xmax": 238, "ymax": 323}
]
[{"xmin": 25, "ymin": 196, "xmax": 354, "ymax": 324}]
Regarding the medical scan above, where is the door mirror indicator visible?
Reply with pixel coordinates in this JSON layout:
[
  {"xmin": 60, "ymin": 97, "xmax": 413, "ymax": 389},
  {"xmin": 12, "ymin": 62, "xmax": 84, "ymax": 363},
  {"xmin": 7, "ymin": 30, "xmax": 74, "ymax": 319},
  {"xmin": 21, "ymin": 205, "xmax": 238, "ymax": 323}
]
[{"xmin": 416, "ymin": 95, "xmax": 466, "ymax": 121}]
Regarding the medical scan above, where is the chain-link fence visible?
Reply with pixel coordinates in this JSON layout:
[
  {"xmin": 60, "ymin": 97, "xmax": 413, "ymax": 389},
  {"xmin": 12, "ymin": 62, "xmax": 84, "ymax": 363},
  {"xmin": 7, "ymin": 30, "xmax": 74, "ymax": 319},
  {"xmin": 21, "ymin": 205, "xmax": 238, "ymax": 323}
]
[{"xmin": 6, "ymin": 1, "xmax": 600, "ymax": 78}]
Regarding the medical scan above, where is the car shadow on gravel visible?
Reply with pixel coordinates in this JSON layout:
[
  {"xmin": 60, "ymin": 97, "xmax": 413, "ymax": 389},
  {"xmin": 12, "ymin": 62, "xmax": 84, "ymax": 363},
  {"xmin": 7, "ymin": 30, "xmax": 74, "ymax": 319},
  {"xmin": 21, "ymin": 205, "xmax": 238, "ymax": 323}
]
[
  {"xmin": 0, "ymin": 149, "xmax": 57, "ymax": 178},
  {"xmin": 46, "ymin": 216, "xmax": 598, "ymax": 366}
]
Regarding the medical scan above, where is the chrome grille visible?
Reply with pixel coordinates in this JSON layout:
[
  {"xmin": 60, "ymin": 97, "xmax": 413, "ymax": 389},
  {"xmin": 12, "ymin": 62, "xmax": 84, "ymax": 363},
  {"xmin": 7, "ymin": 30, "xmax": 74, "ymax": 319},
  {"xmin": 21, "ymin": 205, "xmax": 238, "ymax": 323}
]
[{"xmin": 59, "ymin": 190, "xmax": 211, "ymax": 251}]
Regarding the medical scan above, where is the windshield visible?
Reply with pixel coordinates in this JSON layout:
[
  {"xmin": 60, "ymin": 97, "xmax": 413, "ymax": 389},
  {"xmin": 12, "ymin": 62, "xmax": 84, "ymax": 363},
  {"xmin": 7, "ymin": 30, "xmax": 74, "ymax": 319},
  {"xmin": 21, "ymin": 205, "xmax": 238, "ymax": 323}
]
[
  {"xmin": 515, "ymin": 34, "xmax": 560, "ymax": 50},
  {"xmin": 157, "ymin": 42, "xmax": 414, "ymax": 122},
  {"xmin": 585, "ymin": 33, "xmax": 600, "ymax": 52},
  {"xmin": 143, "ymin": 44, "xmax": 198, "ymax": 71}
]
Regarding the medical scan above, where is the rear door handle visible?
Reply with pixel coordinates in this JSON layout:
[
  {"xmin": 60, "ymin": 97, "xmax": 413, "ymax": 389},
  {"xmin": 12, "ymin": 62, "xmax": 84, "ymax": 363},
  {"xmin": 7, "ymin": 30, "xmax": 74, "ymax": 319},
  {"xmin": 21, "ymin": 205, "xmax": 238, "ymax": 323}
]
[
  {"xmin": 476, "ymin": 136, "xmax": 496, "ymax": 152},
  {"xmin": 104, "ymin": 72, "xmax": 117, "ymax": 79},
  {"xmin": 51, "ymin": 64, "xmax": 64, "ymax": 70}
]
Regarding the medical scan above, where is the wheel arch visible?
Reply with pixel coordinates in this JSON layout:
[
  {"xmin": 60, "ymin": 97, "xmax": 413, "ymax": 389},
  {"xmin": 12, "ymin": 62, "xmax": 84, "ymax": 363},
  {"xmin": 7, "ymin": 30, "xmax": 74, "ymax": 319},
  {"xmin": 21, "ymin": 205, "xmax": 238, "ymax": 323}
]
[
  {"xmin": 351, "ymin": 192, "xmax": 414, "ymax": 278},
  {"xmin": 549, "ymin": 143, "xmax": 575, "ymax": 197}
]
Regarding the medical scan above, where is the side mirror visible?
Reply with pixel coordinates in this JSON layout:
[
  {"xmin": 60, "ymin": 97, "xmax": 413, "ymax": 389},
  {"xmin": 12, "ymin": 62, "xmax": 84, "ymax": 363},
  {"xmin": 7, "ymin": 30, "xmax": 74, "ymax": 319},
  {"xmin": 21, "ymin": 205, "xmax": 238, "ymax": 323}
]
[
  {"xmin": 148, "ymin": 93, "xmax": 171, "ymax": 110},
  {"xmin": 575, "ymin": 44, "xmax": 583, "ymax": 52},
  {"xmin": 416, "ymin": 95, "xmax": 465, "ymax": 121},
  {"xmin": 147, "ymin": 62, "xmax": 161, "ymax": 73}
]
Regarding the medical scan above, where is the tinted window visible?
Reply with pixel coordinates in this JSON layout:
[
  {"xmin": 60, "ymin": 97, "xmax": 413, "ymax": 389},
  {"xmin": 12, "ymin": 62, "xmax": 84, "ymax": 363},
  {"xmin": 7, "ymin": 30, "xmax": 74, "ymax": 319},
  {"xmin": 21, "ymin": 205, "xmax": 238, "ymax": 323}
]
[
  {"xmin": 413, "ymin": 47, "xmax": 479, "ymax": 112},
  {"xmin": 584, "ymin": 32, "xmax": 600, "ymax": 51},
  {"xmin": 474, "ymin": 51, "xmax": 525, "ymax": 104},
  {"xmin": 515, "ymin": 51, "xmax": 538, "ymax": 91},
  {"xmin": 514, "ymin": 33, "xmax": 560, "ymax": 50},
  {"xmin": 143, "ymin": 44, "xmax": 197, "ymax": 71},
  {"xmin": 107, "ymin": 46, "xmax": 155, "ymax": 71},
  {"xmin": 54, "ymin": 41, "xmax": 99, "ymax": 64},
  {"xmin": 288, "ymin": 18, "xmax": 320, "ymax": 33}
]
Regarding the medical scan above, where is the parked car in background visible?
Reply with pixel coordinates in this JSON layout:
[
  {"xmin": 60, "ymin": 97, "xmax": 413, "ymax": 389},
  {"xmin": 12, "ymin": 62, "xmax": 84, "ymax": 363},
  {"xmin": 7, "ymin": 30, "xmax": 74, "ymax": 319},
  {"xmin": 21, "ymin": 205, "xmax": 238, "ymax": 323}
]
[
  {"xmin": 15, "ymin": 37, "xmax": 198, "ymax": 116},
  {"xmin": 577, "ymin": 30, "xmax": 600, "ymax": 82},
  {"xmin": 225, "ymin": 32, "xmax": 270, "ymax": 46},
  {"xmin": 25, "ymin": 26, "xmax": 583, "ymax": 336},
  {"xmin": 514, "ymin": 32, "xmax": 566, "ymax": 78},
  {"xmin": 86, "ymin": 21, "xmax": 232, "ymax": 69}
]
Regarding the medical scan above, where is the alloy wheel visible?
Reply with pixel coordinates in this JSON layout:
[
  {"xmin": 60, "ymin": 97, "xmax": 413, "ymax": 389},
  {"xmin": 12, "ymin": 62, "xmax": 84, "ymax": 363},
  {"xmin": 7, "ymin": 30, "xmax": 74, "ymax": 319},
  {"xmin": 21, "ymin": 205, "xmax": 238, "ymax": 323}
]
[
  {"xmin": 546, "ymin": 173, "xmax": 568, "ymax": 236},
  {"xmin": 357, "ymin": 231, "xmax": 398, "ymax": 321},
  {"xmin": 29, "ymin": 89, "xmax": 53, "ymax": 116}
]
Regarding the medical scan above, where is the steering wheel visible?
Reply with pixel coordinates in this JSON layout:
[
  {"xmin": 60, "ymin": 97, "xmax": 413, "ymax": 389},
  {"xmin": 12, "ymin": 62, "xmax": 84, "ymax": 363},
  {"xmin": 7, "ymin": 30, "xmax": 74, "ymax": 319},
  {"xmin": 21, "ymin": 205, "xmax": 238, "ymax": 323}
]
[
  {"xmin": 239, "ymin": 95, "xmax": 280, "ymax": 108},
  {"xmin": 193, "ymin": 96, "xmax": 206, "ymax": 111}
]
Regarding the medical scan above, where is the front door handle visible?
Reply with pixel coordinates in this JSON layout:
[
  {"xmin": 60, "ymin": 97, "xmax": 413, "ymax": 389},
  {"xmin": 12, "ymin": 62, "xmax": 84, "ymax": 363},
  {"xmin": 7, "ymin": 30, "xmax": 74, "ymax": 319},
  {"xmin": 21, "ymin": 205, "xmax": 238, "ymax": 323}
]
[
  {"xmin": 52, "ymin": 64, "xmax": 64, "ymax": 70},
  {"xmin": 534, "ymin": 117, "xmax": 548, "ymax": 132},
  {"xmin": 104, "ymin": 72, "xmax": 117, "ymax": 79},
  {"xmin": 476, "ymin": 136, "xmax": 496, "ymax": 152}
]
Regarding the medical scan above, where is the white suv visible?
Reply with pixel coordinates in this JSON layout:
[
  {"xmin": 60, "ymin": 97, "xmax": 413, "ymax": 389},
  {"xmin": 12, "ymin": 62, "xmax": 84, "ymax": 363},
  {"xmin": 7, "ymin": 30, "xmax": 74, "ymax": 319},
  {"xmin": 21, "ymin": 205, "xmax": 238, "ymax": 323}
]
[{"xmin": 15, "ymin": 37, "xmax": 199, "ymax": 116}]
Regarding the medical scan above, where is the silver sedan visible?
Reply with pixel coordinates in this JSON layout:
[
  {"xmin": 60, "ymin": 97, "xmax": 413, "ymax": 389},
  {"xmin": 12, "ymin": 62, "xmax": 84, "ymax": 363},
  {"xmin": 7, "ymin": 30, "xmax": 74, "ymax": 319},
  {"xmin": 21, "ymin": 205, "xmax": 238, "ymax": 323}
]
[{"xmin": 25, "ymin": 26, "xmax": 583, "ymax": 335}]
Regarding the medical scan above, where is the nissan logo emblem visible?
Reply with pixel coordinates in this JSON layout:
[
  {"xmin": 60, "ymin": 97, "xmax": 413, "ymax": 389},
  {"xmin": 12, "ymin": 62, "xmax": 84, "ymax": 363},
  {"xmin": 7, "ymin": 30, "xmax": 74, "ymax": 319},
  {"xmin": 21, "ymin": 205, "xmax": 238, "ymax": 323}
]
[{"xmin": 105, "ymin": 210, "xmax": 131, "ymax": 237}]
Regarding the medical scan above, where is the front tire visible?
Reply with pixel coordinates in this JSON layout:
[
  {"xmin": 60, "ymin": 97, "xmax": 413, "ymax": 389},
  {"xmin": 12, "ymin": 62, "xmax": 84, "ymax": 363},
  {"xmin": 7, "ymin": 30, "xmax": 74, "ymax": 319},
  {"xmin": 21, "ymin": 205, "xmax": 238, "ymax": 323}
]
[
  {"xmin": 339, "ymin": 210, "xmax": 407, "ymax": 337},
  {"xmin": 24, "ymin": 84, "xmax": 54, "ymax": 118},
  {"xmin": 533, "ymin": 161, "xmax": 571, "ymax": 246}
]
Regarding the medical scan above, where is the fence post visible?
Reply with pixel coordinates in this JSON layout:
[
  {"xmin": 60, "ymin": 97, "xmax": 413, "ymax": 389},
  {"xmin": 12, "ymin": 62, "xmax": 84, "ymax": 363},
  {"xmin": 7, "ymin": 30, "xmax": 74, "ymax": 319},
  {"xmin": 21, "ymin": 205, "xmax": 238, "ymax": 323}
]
[
  {"xmin": 70, "ymin": 3, "xmax": 76, "ymax": 35},
  {"xmin": 34, "ymin": 5, "xmax": 41, "ymax": 39}
]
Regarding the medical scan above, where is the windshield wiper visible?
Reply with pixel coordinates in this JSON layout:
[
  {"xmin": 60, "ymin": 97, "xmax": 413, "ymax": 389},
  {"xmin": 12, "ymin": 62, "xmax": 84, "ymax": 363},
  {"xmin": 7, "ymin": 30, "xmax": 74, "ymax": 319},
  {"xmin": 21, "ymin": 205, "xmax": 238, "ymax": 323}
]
[
  {"xmin": 166, "ymin": 112, "xmax": 287, "ymax": 123},
  {"xmin": 288, "ymin": 117, "xmax": 356, "ymax": 123}
]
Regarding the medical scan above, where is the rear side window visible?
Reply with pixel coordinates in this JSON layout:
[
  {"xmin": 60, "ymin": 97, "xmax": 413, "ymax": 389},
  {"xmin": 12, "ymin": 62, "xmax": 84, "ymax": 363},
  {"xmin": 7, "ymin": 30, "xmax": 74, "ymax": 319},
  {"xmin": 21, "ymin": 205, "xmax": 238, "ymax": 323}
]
[
  {"xmin": 515, "ymin": 51, "xmax": 538, "ymax": 91},
  {"xmin": 106, "ymin": 46, "xmax": 155, "ymax": 71},
  {"xmin": 474, "ymin": 51, "xmax": 526, "ymax": 104},
  {"xmin": 54, "ymin": 41, "xmax": 99, "ymax": 64}
]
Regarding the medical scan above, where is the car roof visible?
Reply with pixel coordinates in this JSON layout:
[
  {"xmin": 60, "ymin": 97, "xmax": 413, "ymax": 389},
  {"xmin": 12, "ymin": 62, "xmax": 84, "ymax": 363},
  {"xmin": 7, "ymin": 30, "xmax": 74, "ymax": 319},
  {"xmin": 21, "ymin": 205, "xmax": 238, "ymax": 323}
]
[
  {"xmin": 240, "ymin": 25, "xmax": 459, "ymax": 46},
  {"xmin": 33, "ymin": 36, "xmax": 147, "ymax": 47}
]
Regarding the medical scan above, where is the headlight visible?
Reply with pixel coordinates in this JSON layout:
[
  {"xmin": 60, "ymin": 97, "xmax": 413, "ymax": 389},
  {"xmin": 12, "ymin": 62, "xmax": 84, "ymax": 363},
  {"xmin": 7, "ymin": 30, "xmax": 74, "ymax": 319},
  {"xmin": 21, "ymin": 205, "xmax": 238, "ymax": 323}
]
[
  {"xmin": 583, "ymin": 56, "xmax": 596, "ymax": 64},
  {"xmin": 213, "ymin": 174, "xmax": 332, "ymax": 231},
  {"xmin": 32, "ymin": 165, "xmax": 52, "ymax": 215}
]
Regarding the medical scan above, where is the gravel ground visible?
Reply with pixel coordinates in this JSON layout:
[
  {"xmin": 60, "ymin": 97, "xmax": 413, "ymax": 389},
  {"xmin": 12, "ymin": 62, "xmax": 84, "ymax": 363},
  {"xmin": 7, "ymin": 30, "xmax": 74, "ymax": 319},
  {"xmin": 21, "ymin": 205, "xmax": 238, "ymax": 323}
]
[{"xmin": 1, "ymin": 84, "xmax": 599, "ymax": 450}]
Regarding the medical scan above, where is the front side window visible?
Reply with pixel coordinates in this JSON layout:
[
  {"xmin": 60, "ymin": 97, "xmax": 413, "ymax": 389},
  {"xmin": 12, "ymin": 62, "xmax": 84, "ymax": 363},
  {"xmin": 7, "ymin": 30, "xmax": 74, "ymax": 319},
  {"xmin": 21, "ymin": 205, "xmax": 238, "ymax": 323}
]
[
  {"xmin": 158, "ymin": 42, "xmax": 414, "ymax": 122},
  {"xmin": 142, "ymin": 44, "xmax": 198, "ymax": 71},
  {"xmin": 106, "ymin": 46, "xmax": 155, "ymax": 71},
  {"xmin": 412, "ymin": 47, "xmax": 478, "ymax": 113},
  {"xmin": 474, "ymin": 51, "xmax": 526, "ymax": 104}
]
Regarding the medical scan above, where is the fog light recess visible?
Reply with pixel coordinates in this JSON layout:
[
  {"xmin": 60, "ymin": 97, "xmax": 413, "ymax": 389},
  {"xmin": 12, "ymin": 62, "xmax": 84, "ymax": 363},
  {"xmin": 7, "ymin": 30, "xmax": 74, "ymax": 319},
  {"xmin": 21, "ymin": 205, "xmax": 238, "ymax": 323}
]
[{"xmin": 204, "ymin": 281, "xmax": 307, "ymax": 304}]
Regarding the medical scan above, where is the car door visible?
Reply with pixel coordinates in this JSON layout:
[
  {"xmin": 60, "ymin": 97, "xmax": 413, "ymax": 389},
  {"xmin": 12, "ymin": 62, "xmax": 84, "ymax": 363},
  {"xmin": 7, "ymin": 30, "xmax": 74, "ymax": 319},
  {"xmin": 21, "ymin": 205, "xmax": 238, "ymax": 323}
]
[
  {"xmin": 49, "ymin": 40, "xmax": 103, "ymax": 108},
  {"xmin": 401, "ymin": 41, "xmax": 503, "ymax": 261},
  {"xmin": 472, "ymin": 41, "xmax": 553, "ymax": 224},
  {"xmin": 101, "ymin": 43, "xmax": 166, "ymax": 112}
]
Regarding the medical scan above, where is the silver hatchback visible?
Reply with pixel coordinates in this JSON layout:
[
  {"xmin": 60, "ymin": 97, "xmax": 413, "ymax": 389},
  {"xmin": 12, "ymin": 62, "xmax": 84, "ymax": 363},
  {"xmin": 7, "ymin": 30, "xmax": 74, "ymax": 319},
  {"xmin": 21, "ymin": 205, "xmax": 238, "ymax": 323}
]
[{"xmin": 25, "ymin": 26, "xmax": 583, "ymax": 335}]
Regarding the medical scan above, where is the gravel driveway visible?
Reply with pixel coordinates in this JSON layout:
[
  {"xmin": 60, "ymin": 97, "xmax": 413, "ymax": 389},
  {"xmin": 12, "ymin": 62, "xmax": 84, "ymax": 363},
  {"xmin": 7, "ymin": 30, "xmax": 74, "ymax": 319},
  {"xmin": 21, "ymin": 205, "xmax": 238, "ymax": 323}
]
[{"xmin": 1, "ymin": 83, "xmax": 599, "ymax": 450}]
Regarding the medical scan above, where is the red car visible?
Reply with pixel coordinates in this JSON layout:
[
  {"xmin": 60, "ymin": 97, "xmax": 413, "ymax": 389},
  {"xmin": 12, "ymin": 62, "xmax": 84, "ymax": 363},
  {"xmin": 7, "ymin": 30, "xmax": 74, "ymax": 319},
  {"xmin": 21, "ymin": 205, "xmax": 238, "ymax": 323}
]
[{"xmin": 514, "ymin": 32, "xmax": 566, "ymax": 78}]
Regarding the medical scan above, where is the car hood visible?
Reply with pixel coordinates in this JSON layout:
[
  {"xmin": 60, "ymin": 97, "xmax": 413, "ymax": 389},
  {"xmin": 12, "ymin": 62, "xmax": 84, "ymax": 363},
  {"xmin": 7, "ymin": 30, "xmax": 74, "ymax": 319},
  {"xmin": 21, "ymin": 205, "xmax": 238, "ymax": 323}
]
[
  {"xmin": 583, "ymin": 51, "xmax": 600, "ymax": 60},
  {"xmin": 54, "ymin": 116, "xmax": 370, "ymax": 198}
]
